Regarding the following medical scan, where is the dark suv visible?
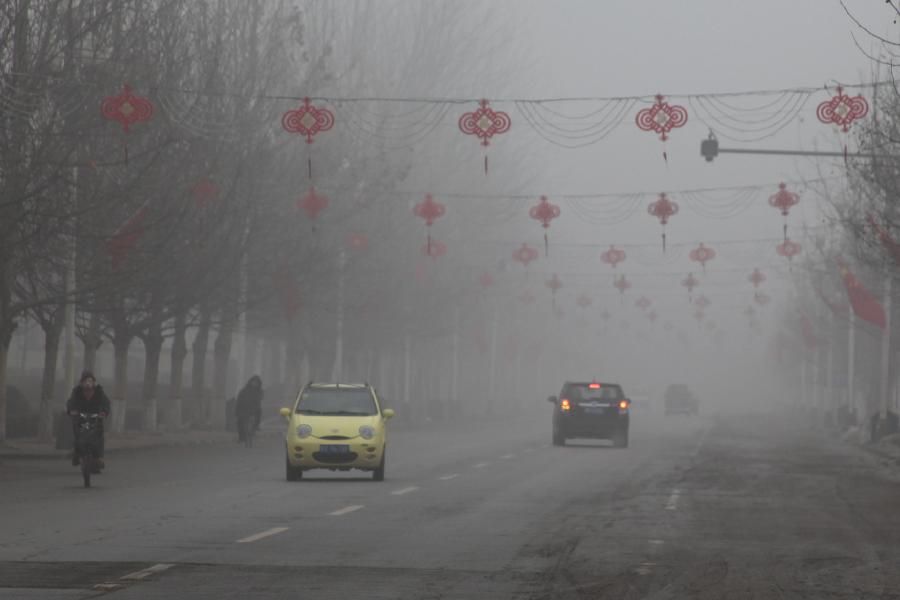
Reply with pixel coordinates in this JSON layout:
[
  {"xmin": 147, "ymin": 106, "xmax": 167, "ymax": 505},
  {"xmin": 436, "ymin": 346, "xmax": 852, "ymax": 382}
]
[
  {"xmin": 548, "ymin": 381, "xmax": 630, "ymax": 447},
  {"xmin": 664, "ymin": 384, "xmax": 699, "ymax": 416}
]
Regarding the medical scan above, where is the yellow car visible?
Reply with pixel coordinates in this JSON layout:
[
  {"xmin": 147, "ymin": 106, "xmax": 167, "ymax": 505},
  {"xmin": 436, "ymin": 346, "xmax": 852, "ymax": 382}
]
[{"xmin": 279, "ymin": 383, "xmax": 395, "ymax": 481}]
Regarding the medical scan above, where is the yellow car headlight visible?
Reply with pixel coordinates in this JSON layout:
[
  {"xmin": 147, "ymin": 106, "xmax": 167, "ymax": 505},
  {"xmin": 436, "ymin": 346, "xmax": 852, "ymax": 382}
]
[
  {"xmin": 359, "ymin": 425, "xmax": 375, "ymax": 440},
  {"xmin": 296, "ymin": 424, "xmax": 312, "ymax": 438}
]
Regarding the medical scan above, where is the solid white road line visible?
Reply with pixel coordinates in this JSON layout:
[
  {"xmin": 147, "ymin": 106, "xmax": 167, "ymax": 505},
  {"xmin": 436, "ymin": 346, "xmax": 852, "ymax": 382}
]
[
  {"xmin": 391, "ymin": 486, "xmax": 420, "ymax": 496},
  {"xmin": 236, "ymin": 527, "xmax": 290, "ymax": 543},
  {"xmin": 329, "ymin": 504, "xmax": 364, "ymax": 516},
  {"xmin": 120, "ymin": 564, "xmax": 175, "ymax": 581},
  {"xmin": 473, "ymin": 462, "xmax": 490, "ymax": 469},
  {"xmin": 438, "ymin": 474, "xmax": 460, "ymax": 481},
  {"xmin": 665, "ymin": 488, "xmax": 681, "ymax": 511}
]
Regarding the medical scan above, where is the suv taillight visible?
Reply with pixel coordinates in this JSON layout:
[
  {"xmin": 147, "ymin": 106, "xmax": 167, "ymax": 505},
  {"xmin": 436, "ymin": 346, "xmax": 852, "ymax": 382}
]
[{"xmin": 560, "ymin": 398, "xmax": 572, "ymax": 411}]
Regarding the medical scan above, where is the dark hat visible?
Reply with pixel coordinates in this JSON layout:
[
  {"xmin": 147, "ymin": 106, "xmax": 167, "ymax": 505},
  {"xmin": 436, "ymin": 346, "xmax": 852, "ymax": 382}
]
[{"xmin": 80, "ymin": 370, "xmax": 96, "ymax": 383}]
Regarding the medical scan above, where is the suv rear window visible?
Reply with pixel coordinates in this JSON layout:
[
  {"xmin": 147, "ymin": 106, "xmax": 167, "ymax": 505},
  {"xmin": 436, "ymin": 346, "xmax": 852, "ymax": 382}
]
[
  {"xmin": 296, "ymin": 388, "xmax": 377, "ymax": 416},
  {"xmin": 563, "ymin": 383, "xmax": 623, "ymax": 401}
]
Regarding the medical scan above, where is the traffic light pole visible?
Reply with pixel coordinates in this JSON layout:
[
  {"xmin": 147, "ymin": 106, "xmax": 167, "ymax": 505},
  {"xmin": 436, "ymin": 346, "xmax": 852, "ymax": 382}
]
[{"xmin": 700, "ymin": 134, "xmax": 889, "ymax": 161}]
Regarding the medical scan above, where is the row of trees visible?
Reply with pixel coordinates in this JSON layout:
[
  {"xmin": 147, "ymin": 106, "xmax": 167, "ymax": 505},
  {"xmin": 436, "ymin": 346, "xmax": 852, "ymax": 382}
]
[{"xmin": 1, "ymin": 1, "xmax": 556, "ymax": 443}]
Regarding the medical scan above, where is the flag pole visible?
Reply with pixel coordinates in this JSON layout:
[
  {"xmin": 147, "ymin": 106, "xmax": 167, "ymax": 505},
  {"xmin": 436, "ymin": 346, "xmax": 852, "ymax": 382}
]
[{"xmin": 877, "ymin": 277, "xmax": 892, "ymax": 439}]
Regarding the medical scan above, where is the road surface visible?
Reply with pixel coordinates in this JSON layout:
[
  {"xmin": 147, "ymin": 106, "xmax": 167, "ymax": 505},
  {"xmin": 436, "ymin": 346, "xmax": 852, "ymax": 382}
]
[{"xmin": 2, "ymin": 406, "xmax": 899, "ymax": 599}]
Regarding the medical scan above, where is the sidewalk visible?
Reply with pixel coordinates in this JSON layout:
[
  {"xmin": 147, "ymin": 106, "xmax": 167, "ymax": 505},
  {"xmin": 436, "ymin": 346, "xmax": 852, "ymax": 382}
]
[{"xmin": 0, "ymin": 428, "xmax": 281, "ymax": 460}]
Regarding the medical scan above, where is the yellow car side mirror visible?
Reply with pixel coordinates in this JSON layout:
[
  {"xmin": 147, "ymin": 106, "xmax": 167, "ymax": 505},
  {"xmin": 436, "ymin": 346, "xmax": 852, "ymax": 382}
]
[
  {"xmin": 382, "ymin": 408, "xmax": 395, "ymax": 420},
  {"xmin": 279, "ymin": 407, "xmax": 291, "ymax": 419}
]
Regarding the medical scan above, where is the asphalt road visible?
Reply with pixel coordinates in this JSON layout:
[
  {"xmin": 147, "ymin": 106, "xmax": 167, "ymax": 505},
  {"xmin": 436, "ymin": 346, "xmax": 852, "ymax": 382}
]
[{"xmin": 2, "ymin": 405, "xmax": 900, "ymax": 599}]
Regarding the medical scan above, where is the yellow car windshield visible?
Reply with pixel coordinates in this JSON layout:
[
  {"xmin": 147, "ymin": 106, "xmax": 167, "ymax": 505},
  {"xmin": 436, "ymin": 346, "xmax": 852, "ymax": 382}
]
[{"xmin": 296, "ymin": 389, "xmax": 377, "ymax": 416}]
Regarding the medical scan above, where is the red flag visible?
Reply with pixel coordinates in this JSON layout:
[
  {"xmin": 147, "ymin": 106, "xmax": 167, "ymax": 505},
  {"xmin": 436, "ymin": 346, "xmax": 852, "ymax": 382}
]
[
  {"xmin": 837, "ymin": 260, "xmax": 886, "ymax": 329},
  {"xmin": 867, "ymin": 215, "xmax": 900, "ymax": 264},
  {"xmin": 106, "ymin": 206, "xmax": 149, "ymax": 269}
]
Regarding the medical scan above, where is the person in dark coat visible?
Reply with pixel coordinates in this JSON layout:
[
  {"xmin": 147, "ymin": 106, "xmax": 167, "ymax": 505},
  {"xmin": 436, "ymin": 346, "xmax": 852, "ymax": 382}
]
[
  {"xmin": 235, "ymin": 375, "xmax": 264, "ymax": 442},
  {"xmin": 66, "ymin": 370, "xmax": 111, "ymax": 467}
]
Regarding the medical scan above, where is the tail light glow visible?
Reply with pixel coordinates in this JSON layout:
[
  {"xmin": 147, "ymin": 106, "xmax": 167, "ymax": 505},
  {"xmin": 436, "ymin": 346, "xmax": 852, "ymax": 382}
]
[
  {"xmin": 619, "ymin": 400, "xmax": 629, "ymax": 410},
  {"xmin": 560, "ymin": 398, "xmax": 572, "ymax": 411},
  {"xmin": 588, "ymin": 383, "xmax": 601, "ymax": 389}
]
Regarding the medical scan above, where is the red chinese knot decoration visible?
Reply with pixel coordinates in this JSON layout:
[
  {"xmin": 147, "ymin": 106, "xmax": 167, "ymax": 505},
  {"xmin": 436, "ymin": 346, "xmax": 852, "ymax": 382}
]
[
  {"xmin": 576, "ymin": 294, "xmax": 593, "ymax": 309},
  {"xmin": 635, "ymin": 296, "xmax": 651, "ymax": 310},
  {"xmin": 298, "ymin": 187, "xmax": 328, "ymax": 223},
  {"xmin": 512, "ymin": 243, "xmax": 539, "ymax": 269},
  {"xmin": 345, "ymin": 233, "xmax": 369, "ymax": 252},
  {"xmin": 413, "ymin": 194, "xmax": 446, "ymax": 253},
  {"xmin": 101, "ymin": 84, "xmax": 154, "ymax": 133},
  {"xmin": 601, "ymin": 245, "xmax": 626, "ymax": 269},
  {"xmin": 754, "ymin": 292, "xmax": 770, "ymax": 306},
  {"xmin": 816, "ymin": 86, "xmax": 869, "ymax": 133},
  {"xmin": 768, "ymin": 183, "xmax": 800, "ymax": 240},
  {"xmin": 647, "ymin": 192, "xmax": 679, "ymax": 251},
  {"xmin": 281, "ymin": 97, "xmax": 334, "ymax": 144},
  {"xmin": 529, "ymin": 195, "xmax": 561, "ymax": 256},
  {"xmin": 613, "ymin": 274, "xmax": 631, "ymax": 295},
  {"xmin": 647, "ymin": 310, "xmax": 658, "ymax": 323},
  {"xmin": 777, "ymin": 238, "xmax": 802, "ymax": 261},
  {"xmin": 478, "ymin": 272, "xmax": 495, "ymax": 289},
  {"xmin": 422, "ymin": 240, "xmax": 447, "ymax": 261},
  {"xmin": 636, "ymin": 94, "xmax": 688, "ymax": 162},
  {"xmin": 694, "ymin": 295, "xmax": 710, "ymax": 310},
  {"xmin": 458, "ymin": 99, "xmax": 511, "ymax": 174},
  {"xmin": 546, "ymin": 273, "xmax": 563, "ymax": 294},
  {"xmin": 748, "ymin": 268, "xmax": 766, "ymax": 288},
  {"xmin": 681, "ymin": 272, "xmax": 700, "ymax": 300},
  {"xmin": 689, "ymin": 242, "xmax": 716, "ymax": 273},
  {"xmin": 191, "ymin": 177, "xmax": 218, "ymax": 208}
]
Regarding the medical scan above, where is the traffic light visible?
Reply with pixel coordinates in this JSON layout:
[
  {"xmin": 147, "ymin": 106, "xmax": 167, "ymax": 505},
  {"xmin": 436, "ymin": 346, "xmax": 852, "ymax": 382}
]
[{"xmin": 701, "ymin": 133, "xmax": 718, "ymax": 162}]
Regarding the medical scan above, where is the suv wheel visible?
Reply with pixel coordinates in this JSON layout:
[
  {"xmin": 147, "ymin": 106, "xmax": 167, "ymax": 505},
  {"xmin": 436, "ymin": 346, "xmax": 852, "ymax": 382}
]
[
  {"xmin": 612, "ymin": 428, "xmax": 629, "ymax": 448},
  {"xmin": 552, "ymin": 429, "xmax": 566, "ymax": 446}
]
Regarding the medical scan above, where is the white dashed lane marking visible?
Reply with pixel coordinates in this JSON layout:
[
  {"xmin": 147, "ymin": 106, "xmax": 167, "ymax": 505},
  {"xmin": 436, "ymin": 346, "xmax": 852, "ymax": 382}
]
[
  {"xmin": 120, "ymin": 564, "xmax": 175, "ymax": 581},
  {"xmin": 391, "ymin": 486, "xmax": 420, "ymax": 496},
  {"xmin": 329, "ymin": 505, "xmax": 364, "ymax": 516},
  {"xmin": 499, "ymin": 453, "xmax": 516, "ymax": 460},
  {"xmin": 473, "ymin": 462, "xmax": 490, "ymax": 469},
  {"xmin": 665, "ymin": 488, "xmax": 681, "ymax": 511},
  {"xmin": 236, "ymin": 527, "xmax": 290, "ymax": 543},
  {"xmin": 438, "ymin": 474, "xmax": 460, "ymax": 481}
]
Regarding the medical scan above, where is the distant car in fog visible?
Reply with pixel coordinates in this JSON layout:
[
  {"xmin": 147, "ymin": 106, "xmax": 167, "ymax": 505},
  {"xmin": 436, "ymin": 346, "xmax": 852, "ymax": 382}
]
[
  {"xmin": 279, "ymin": 383, "xmax": 395, "ymax": 481},
  {"xmin": 664, "ymin": 384, "xmax": 699, "ymax": 416},
  {"xmin": 548, "ymin": 381, "xmax": 630, "ymax": 447}
]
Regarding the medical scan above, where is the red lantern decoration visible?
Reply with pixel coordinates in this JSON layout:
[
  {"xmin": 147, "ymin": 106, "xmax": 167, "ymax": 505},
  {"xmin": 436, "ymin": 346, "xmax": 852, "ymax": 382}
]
[
  {"xmin": 576, "ymin": 293, "xmax": 593, "ymax": 309},
  {"xmin": 694, "ymin": 295, "xmax": 710, "ymax": 309},
  {"xmin": 546, "ymin": 273, "xmax": 562, "ymax": 308},
  {"xmin": 689, "ymin": 242, "xmax": 716, "ymax": 274},
  {"xmin": 754, "ymin": 292, "xmax": 770, "ymax": 306},
  {"xmin": 282, "ymin": 97, "xmax": 335, "ymax": 178},
  {"xmin": 298, "ymin": 186, "xmax": 328, "ymax": 226},
  {"xmin": 647, "ymin": 192, "xmax": 679, "ymax": 251},
  {"xmin": 681, "ymin": 272, "xmax": 700, "ymax": 301},
  {"xmin": 613, "ymin": 275, "xmax": 631, "ymax": 304},
  {"xmin": 529, "ymin": 195, "xmax": 561, "ymax": 257},
  {"xmin": 635, "ymin": 296, "xmax": 651, "ymax": 310},
  {"xmin": 776, "ymin": 238, "xmax": 802, "ymax": 262},
  {"xmin": 768, "ymin": 183, "xmax": 800, "ymax": 241},
  {"xmin": 748, "ymin": 268, "xmax": 766, "ymax": 288},
  {"xmin": 458, "ymin": 99, "xmax": 511, "ymax": 174},
  {"xmin": 413, "ymin": 194, "xmax": 446, "ymax": 254},
  {"xmin": 512, "ymin": 242, "xmax": 539, "ymax": 270},
  {"xmin": 635, "ymin": 94, "xmax": 688, "ymax": 161},
  {"xmin": 101, "ymin": 84, "xmax": 154, "ymax": 164},
  {"xmin": 422, "ymin": 239, "xmax": 446, "ymax": 261},
  {"xmin": 345, "ymin": 232, "xmax": 369, "ymax": 252},
  {"xmin": 191, "ymin": 177, "xmax": 218, "ymax": 208},
  {"xmin": 600, "ymin": 245, "xmax": 626, "ymax": 269},
  {"xmin": 478, "ymin": 272, "xmax": 495, "ymax": 289},
  {"xmin": 817, "ymin": 86, "xmax": 869, "ymax": 132}
]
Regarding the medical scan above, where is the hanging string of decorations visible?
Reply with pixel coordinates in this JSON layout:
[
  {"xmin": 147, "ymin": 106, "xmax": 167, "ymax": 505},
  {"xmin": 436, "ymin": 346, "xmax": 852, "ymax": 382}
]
[
  {"xmin": 635, "ymin": 296, "xmax": 652, "ymax": 310},
  {"xmin": 776, "ymin": 238, "xmax": 802, "ymax": 262},
  {"xmin": 748, "ymin": 267, "xmax": 766, "ymax": 288},
  {"xmin": 600, "ymin": 245, "xmax": 627, "ymax": 269},
  {"xmin": 681, "ymin": 272, "xmax": 700, "ymax": 301},
  {"xmin": 816, "ymin": 85, "xmax": 869, "ymax": 159},
  {"xmin": 514, "ymin": 97, "xmax": 639, "ymax": 148},
  {"xmin": 298, "ymin": 186, "xmax": 328, "ymax": 230},
  {"xmin": 687, "ymin": 89, "xmax": 813, "ymax": 143},
  {"xmin": 546, "ymin": 273, "xmax": 563, "ymax": 308},
  {"xmin": 101, "ymin": 84, "xmax": 154, "ymax": 164},
  {"xmin": 613, "ymin": 274, "xmax": 632, "ymax": 304},
  {"xmin": 635, "ymin": 94, "xmax": 689, "ymax": 162},
  {"xmin": 512, "ymin": 242, "xmax": 539, "ymax": 275},
  {"xmin": 413, "ymin": 194, "xmax": 446, "ymax": 254},
  {"xmin": 422, "ymin": 239, "xmax": 447, "ymax": 261},
  {"xmin": 281, "ymin": 97, "xmax": 335, "ymax": 180}
]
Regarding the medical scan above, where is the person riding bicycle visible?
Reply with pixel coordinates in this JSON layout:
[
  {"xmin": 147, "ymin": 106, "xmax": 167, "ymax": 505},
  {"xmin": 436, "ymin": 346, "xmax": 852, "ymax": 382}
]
[
  {"xmin": 66, "ymin": 370, "xmax": 111, "ymax": 468},
  {"xmin": 235, "ymin": 375, "xmax": 263, "ymax": 443}
]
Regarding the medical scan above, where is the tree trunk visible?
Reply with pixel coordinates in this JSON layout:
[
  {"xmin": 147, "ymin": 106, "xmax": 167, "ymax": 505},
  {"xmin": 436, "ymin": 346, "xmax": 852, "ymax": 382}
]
[
  {"xmin": 37, "ymin": 321, "xmax": 62, "ymax": 442},
  {"xmin": 111, "ymin": 334, "xmax": 131, "ymax": 433},
  {"xmin": 169, "ymin": 311, "xmax": 187, "ymax": 429},
  {"xmin": 212, "ymin": 316, "xmax": 235, "ymax": 429},
  {"xmin": 190, "ymin": 307, "xmax": 212, "ymax": 427},
  {"xmin": 0, "ymin": 341, "xmax": 9, "ymax": 444},
  {"xmin": 82, "ymin": 310, "xmax": 102, "ymax": 372},
  {"xmin": 140, "ymin": 321, "xmax": 163, "ymax": 432}
]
